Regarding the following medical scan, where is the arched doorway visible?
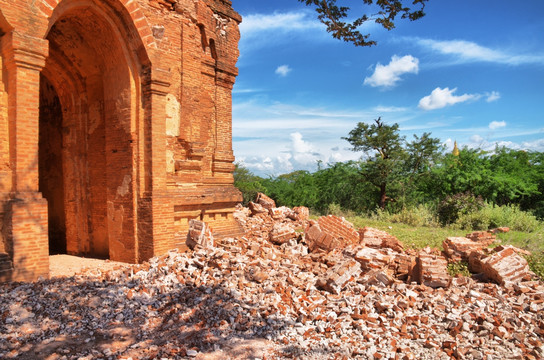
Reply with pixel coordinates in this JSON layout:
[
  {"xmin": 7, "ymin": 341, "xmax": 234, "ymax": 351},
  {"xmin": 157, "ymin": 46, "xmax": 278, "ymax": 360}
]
[{"xmin": 40, "ymin": 1, "xmax": 143, "ymax": 261}]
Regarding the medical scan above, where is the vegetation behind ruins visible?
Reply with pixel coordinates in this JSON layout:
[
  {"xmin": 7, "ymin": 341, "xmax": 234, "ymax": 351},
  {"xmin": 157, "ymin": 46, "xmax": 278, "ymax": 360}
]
[{"xmin": 234, "ymin": 144, "xmax": 544, "ymax": 278}]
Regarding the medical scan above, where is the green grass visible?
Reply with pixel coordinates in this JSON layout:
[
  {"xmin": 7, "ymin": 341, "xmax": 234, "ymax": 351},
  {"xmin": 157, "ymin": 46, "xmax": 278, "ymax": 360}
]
[
  {"xmin": 349, "ymin": 216, "xmax": 462, "ymax": 249},
  {"xmin": 311, "ymin": 207, "xmax": 544, "ymax": 279},
  {"xmin": 346, "ymin": 215, "xmax": 544, "ymax": 280}
]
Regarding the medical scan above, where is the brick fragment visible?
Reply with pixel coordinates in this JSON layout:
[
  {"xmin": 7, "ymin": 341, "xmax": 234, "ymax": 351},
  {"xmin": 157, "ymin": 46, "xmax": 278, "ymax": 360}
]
[
  {"xmin": 465, "ymin": 231, "xmax": 496, "ymax": 246},
  {"xmin": 303, "ymin": 215, "xmax": 359, "ymax": 253},
  {"xmin": 359, "ymin": 227, "xmax": 404, "ymax": 252},
  {"xmin": 316, "ymin": 257, "xmax": 362, "ymax": 294},
  {"xmin": 443, "ymin": 236, "xmax": 486, "ymax": 262},
  {"xmin": 304, "ymin": 223, "xmax": 340, "ymax": 252},
  {"xmin": 391, "ymin": 253, "xmax": 416, "ymax": 281},
  {"xmin": 468, "ymin": 250, "xmax": 488, "ymax": 274},
  {"xmin": 481, "ymin": 247, "xmax": 532, "ymax": 284},
  {"xmin": 360, "ymin": 269, "xmax": 394, "ymax": 286},
  {"xmin": 186, "ymin": 220, "xmax": 214, "ymax": 250},
  {"xmin": 319, "ymin": 215, "xmax": 360, "ymax": 244},
  {"xmin": 255, "ymin": 192, "xmax": 276, "ymax": 210},
  {"xmin": 413, "ymin": 248, "xmax": 450, "ymax": 288},
  {"xmin": 490, "ymin": 227, "xmax": 510, "ymax": 234},
  {"xmin": 354, "ymin": 247, "xmax": 392, "ymax": 271},
  {"xmin": 289, "ymin": 206, "xmax": 310, "ymax": 221},
  {"xmin": 269, "ymin": 223, "xmax": 297, "ymax": 245},
  {"xmin": 269, "ymin": 206, "xmax": 292, "ymax": 220},
  {"xmin": 248, "ymin": 201, "xmax": 268, "ymax": 216}
]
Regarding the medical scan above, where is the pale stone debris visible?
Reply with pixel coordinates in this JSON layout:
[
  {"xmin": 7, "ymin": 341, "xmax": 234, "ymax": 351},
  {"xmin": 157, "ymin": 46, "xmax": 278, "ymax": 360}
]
[{"xmin": 1, "ymin": 196, "xmax": 542, "ymax": 359}]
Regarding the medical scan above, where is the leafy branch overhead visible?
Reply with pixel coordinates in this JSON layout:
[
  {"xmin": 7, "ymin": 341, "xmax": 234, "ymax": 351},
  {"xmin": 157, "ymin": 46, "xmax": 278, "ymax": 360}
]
[{"xmin": 298, "ymin": 0, "xmax": 428, "ymax": 46}]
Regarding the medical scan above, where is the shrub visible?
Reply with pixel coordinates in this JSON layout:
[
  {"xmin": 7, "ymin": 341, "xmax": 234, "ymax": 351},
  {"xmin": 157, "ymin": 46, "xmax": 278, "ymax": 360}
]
[
  {"xmin": 455, "ymin": 203, "xmax": 541, "ymax": 232},
  {"xmin": 447, "ymin": 261, "xmax": 471, "ymax": 277},
  {"xmin": 326, "ymin": 203, "xmax": 355, "ymax": 218},
  {"xmin": 437, "ymin": 192, "xmax": 484, "ymax": 225},
  {"xmin": 388, "ymin": 204, "xmax": 438, "ymax": 227},
  {"xmin": 455, "ymin": 210, "xmax": 491, "ymax": 230},
  {"xmin": 526, "ymin": 252, "xmax": 544, "ymax": 280}
]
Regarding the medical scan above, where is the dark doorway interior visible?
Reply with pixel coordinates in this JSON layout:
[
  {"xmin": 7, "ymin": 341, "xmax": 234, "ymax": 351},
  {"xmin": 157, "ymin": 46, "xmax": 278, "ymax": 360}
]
[{"xmin": 39, "ymin": 74, "xmax": 66, "ymax": 255}]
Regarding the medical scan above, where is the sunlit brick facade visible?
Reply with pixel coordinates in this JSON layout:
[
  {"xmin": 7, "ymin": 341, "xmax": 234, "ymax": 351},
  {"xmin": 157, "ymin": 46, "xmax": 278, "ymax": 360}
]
[{"xmin": 0, "ymin": 0, "xmax": 243, "ymax": 282}]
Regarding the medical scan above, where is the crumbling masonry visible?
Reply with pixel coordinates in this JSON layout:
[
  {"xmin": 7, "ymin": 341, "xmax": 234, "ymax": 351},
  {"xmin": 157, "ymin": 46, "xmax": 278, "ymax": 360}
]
[{"xmin": 0, "ymin": 0, "xmax": 243, "ymax": 281}]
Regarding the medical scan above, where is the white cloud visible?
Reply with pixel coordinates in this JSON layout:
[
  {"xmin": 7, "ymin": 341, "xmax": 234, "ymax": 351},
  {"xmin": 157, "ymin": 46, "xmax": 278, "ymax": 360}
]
[
  {"xmin": 364, "ymin": 55, "xmax": 419, "ymax": 89},
  {"xmin": 275, "ymin": 65, "xmax": 292, "ymax": 77},
  {"xmin": 238, "ymin": 11, "xmax": 326, "ymax": 53},
  {"xmin": 415, "ymin": 38, "xmax": 544, "ymax": 65},
  {"xmin": 486, "ymin": 91, "xmax": 501, "ymax": 102},
  {"xmin": 418, "ymin": 87, "xmax": 480, "ymax": 110},
  {"xmin": 460, "ymin": 137, "xmax": 544, "ymax": 153},
  {"xmin": 489, "ymin": 121, "xmax": 506, "ymax": 130},
  {"xmin": 240, "ymin": 11, "xmax": 321, "ymax": 34}
]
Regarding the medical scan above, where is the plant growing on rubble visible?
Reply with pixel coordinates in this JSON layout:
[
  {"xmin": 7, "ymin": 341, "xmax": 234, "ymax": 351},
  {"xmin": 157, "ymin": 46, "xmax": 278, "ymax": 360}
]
[
  {"xmin": 447, "ymin": 261, "xmax": 471, "ymax": 277},
  {"xmin": 299, "ymin": 0, "xmax": 428, "ymax": 47}
]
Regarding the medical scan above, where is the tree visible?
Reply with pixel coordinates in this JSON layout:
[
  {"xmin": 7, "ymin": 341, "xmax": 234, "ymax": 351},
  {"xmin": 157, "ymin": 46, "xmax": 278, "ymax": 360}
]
[
  {"xmin": 343, "ymin": 117, "xmax": 405, "ymax": 209},
  {"xmin": 233, "ymin": 163, "xmax": 265, "ymax": 205},
  {"xmin": 343, "ymin": 118, "xmax": 442, "ymax": 210},
  {"xmin": 299, "ymin": 0, "xmax": 428, "ymax": 46}
]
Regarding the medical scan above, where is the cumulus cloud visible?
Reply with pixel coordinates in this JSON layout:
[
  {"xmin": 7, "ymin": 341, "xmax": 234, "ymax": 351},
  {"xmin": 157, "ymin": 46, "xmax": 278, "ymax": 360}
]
[
  {"xmin": 418, "ymin": 87, "xmax": 480, "ymax": 110},
  {"xmin": 415, "ymin": 38, "xmax": 544, "ymax": 65},
  {"xmin": 364, "ymin": 55, "xmax": 419, "ymax": 89},
  {"xmin": 275, "ymin": 65, "xmax": 292, "ymax": 77},
  {"xmin": 486, "ymin": 91, "xmax": 501, "ymax": 102},
  {"xmin": 489, "ymin": 121, "xmax": 506, "ymax": 130}
]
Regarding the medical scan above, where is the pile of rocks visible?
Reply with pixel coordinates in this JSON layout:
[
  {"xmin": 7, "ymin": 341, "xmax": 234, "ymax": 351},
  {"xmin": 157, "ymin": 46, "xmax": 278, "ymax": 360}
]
[{"xmin": 1, "ymin": 194, "xmax": 543, "ymax": 359}]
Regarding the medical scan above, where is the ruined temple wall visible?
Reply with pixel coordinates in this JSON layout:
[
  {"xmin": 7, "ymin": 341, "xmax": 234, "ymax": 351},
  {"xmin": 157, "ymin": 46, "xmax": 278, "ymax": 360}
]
[
  {"xmin": 0, "ymin": 0, "xmax": 243, "ymax": 281},
  {"xmin": 140, "ymin": 0, "xmax": 243, "ymax": 239}
]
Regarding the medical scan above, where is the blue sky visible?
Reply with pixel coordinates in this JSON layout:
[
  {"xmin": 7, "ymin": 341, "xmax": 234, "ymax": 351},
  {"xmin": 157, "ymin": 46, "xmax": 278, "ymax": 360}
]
[{"xmin": 231, "ymin": 0, "xmax": 544, "ymax": 176}]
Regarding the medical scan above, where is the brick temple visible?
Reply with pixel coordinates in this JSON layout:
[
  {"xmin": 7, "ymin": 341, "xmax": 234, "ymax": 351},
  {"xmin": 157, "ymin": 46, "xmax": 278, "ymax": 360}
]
[{"xmin": 0, "ymin": 0, "xmax": 243, "ymax": 282}]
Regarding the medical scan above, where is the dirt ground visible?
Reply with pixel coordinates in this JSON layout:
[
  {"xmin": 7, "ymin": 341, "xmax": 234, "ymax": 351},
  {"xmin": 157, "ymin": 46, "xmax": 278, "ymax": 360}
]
[{"xmin": 49, "ymin": 254, "xmax": 131, "ymax": 278}]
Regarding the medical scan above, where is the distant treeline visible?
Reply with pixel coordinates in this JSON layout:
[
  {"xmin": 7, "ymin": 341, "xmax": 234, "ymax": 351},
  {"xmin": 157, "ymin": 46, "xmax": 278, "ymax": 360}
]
[{"xmin": 234, "ymin": 146, "xmax": 544, "ymax": 223}]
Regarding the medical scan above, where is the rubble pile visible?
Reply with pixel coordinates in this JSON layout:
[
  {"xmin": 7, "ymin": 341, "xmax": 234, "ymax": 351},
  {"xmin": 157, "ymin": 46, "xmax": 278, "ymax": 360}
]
[{"xmin": 1, "ymin": 194, "xmax": 543, "ymax": 359}]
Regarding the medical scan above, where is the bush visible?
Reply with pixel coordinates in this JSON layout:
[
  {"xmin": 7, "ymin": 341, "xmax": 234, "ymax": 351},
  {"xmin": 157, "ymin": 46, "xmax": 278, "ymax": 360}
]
[
  {"xmin": 369, "ymin": 204, "xmax": 438, "ymax": 227},
  {"xmin": 326, "ymin": 203, "xmax": 355, "ymax": 218},
  {"xmin": 455, "ymin": 203, "xmax": 541, "ymax": 232},
  {"xmin": 437, "ymin": 192, "xmax": 484, "ymax": 225},
  {"xmin": 526, "ymin": 252, "xmax": 544, "ymax": 280},
  {"xmin": 389, "ymin": 204, "xmax": 438, "ymax": 227}
]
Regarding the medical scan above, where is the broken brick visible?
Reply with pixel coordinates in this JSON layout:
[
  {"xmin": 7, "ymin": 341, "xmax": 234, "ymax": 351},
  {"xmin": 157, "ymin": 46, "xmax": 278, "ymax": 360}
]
[
  {"xmin": 186, "ymin": 220, "xmax": 214, "ymax": 250},
  {"xmin": 269, "ymin": 223, "xmax": 297, "ymax": 245},
  {"xmin": 413, "ymin": 248, "xmax": 450, "ymax": 288},
  {"xmin": 443, "ymin": 236, "xmax": 486, "ymax": 262},
  {"xmin": 354, "ymin": 247, "xmax": 392, "ymax": 271},
  {"xmin": 465, "ymin": 231, "xmax": 496, "ymax": 247},
  {"xmin": 255, "ymin": 193, "xmax": 276, "ymax": 210},
  {"xmin": 359, "ymin": 227, "xmax": 404, "ymax": 252},
  {"xmin": 481, "ymin": 247, "xmax": 532, "ymax": 284},
  {"xmin": 316, "ymin": 257, "xmax": 362, "ymax": 294}
]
